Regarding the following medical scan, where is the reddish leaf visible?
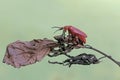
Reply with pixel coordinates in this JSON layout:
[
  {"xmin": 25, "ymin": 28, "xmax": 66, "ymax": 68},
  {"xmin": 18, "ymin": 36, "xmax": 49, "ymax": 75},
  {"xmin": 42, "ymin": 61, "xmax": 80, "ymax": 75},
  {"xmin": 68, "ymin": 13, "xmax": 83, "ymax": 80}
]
[{"xmin": 3, "ymin": 39, "xmax": 57, "ymax": 68}]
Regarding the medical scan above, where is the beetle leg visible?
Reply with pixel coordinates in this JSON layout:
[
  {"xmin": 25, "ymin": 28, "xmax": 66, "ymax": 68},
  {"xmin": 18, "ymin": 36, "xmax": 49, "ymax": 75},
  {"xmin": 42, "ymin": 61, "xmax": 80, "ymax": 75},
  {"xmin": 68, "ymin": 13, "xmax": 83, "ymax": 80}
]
[{"xmin": 61, "ymin": 30, "xmax": 66, "ymax": 38}]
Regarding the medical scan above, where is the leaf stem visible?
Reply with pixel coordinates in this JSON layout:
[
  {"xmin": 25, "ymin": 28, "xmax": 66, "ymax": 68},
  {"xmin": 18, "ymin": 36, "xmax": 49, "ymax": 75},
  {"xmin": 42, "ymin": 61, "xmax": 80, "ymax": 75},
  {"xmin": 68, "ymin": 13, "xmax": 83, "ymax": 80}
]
[{"xmin": 84, "ymin": 45, "xmax": 120, "ymax": 67}]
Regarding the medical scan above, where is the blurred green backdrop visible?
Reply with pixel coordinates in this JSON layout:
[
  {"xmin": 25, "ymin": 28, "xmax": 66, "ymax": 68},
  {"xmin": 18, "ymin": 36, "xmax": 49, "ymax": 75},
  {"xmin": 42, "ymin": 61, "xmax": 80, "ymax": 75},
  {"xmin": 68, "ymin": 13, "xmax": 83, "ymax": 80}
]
[{"xmin": 0, "ymin": 0, "xmax": 120, "ymax": 80}]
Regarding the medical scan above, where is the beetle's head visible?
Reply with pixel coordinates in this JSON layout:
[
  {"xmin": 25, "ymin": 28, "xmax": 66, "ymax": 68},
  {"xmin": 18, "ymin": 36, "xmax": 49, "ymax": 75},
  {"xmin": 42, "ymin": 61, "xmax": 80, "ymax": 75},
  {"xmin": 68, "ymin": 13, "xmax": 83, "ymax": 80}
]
[
  {"xmin": 52, "ymin": 26, "xmax": 64, "ymax": 33},
  {"xmin": 63, "ymin": 26, "xmax": 70, "ymax": 31}
]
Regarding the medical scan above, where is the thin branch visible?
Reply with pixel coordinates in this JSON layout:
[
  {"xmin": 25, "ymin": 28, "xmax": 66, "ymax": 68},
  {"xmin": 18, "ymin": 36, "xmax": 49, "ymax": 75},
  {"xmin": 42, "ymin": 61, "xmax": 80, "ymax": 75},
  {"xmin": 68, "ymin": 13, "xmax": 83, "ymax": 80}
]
[{"xmin": 84, "ymin": 45, "xmax": 120, "ymax": 67}]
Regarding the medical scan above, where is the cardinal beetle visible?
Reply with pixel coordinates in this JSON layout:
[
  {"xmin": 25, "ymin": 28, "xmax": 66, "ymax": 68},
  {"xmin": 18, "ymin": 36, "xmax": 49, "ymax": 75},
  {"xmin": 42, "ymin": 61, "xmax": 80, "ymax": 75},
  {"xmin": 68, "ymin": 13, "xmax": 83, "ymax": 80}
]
[{"xmin": 53, "ymin": 25, "xmax": 87, "ymax": 45}]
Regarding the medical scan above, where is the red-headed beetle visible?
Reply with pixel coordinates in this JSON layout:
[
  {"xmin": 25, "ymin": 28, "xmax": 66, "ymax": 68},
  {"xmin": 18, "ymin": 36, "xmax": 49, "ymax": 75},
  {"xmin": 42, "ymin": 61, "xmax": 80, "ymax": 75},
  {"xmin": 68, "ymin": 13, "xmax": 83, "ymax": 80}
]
[{"xmin": 53, "ymin": 25, "xmax": 87, "ymax": 45}]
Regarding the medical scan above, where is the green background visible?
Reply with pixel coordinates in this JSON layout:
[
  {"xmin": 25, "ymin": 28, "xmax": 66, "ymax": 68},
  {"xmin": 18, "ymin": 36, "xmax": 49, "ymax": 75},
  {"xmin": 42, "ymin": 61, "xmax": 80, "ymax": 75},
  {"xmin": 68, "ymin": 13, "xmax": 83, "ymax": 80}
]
[{"xmin": 0, "ymin": 0, "xmax": 120, "ymax": 80}]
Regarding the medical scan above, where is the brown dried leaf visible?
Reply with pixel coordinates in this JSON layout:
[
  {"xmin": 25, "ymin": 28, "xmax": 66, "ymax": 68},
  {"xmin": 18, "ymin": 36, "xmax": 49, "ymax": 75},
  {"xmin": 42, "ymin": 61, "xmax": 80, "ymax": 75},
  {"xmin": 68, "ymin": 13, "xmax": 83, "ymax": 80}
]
[{"xmin": 3, "ymin": 39, "xmax": 57, "ymax": 68}]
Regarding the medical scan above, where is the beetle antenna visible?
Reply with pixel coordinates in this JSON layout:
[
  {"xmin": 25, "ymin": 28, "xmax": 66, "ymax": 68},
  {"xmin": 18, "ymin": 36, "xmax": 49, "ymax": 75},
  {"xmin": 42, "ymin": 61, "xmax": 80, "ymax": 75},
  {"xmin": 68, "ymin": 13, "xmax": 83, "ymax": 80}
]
[
  {"xmin": 52, "ymin": 26, "xmax": 63, "ymax": 33},
  {"xmin": 52, "ymin": 26, "xmax": 61, "ymax": 28}
]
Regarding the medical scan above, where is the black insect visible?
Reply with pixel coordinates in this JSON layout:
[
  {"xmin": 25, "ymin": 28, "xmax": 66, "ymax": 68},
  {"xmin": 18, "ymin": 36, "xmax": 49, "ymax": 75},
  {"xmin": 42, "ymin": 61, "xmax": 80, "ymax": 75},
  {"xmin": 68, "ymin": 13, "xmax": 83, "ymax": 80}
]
[{"xmin": 48, "ymin": 53, "xmax": 106, "ymax": 67}]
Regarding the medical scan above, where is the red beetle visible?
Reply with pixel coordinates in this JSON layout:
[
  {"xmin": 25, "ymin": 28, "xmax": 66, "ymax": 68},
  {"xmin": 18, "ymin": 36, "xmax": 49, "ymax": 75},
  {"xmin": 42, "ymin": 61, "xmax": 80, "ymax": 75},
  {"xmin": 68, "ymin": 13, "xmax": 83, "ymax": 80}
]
[{"xmin": 53, "ymin": 25, "xmax": 87, "ymax": 45}]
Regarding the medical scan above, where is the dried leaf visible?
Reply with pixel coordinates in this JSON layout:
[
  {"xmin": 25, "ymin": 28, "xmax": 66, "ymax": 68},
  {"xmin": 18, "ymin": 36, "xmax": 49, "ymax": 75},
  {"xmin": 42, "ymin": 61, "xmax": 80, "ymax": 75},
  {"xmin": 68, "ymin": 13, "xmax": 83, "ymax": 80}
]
[{"xmin": 3, "ymin": 39, "xmax": 57, "ymax": 68}]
